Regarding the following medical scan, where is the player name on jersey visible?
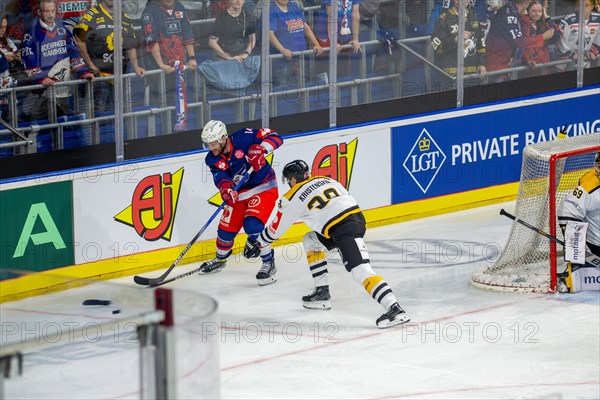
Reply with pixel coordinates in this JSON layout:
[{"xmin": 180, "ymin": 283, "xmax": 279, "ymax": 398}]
[{"xmin": 298, "ymin": 179, "xmax": 329, "ymax": 201}]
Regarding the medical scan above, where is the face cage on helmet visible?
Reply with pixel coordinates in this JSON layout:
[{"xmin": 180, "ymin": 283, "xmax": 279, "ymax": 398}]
[{"xmin": 202, "ymin": 135, "xmax": 227, "ymax": 151}]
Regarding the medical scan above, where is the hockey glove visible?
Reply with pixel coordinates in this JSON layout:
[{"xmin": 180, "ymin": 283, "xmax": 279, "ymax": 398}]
[
  {"xmin": 219, "ymin": 180, "xmax": 239, "ymax": 207},
  {"xmin": 244, "ymin": 237, "xmax": 261, "ymax": 259},
  {"xmin": 247, "ymin": 144, "xmax": 267, "ymax": 171}
]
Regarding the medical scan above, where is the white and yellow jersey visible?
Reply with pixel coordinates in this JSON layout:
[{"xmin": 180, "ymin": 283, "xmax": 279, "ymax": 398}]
[
  {"xmin": 558, "ymin": 169, "xmax": 600, "ymax": 247},
  {"xmin": 261, "ymin": 176, "xmax": 361, "ymax": 243}
]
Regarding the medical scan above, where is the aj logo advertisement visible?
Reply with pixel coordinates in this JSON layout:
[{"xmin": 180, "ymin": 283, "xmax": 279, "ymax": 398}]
[
  {"xmin": 310, "ymin": 138, "xmax": 358, "ymax": 190},
  {"xmin": 114, "ymin": 168, "xmax": 184, "ymax": 242}
]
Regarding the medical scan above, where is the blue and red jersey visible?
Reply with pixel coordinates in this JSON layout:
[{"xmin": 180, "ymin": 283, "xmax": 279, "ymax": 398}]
[
  {"xmin": 485, "ymin": 0, "xmax": 544, "ymax": 71},
  {"xmin": 205, "ymin": 128, "xmax": 284, "ymax": 200},
  {"xmin": 269, "ymin": 1, "xmax": 308, "ymax": 52},
  {"xmin": 142, "ymin": 1, "xmax": 195, "ymax": 67},
  {"xmin": 21, "ymin": 19, "xmax": 90, "ymax": 83}
]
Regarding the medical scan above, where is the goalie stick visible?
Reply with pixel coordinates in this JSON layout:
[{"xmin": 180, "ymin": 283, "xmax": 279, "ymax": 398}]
[
  {"xmin": 500, "ymin": 208, "xmax": 600, "ymax": 266},
  {"xmin": 500, "ymin": 208, "xmax": 565, "ymax": 246},
  {"xmin": 133, "ymin": 168, "xmax": 254, "ymax": 286}
]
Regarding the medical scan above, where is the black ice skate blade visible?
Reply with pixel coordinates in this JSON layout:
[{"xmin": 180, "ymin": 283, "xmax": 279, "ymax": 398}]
[{"xmin": 377, "ymin": 314, "xmax": 411, "ymax": 329}]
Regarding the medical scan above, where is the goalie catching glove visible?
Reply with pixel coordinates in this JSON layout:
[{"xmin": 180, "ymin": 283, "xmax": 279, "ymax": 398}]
[
  {"xmin": 246, "ymin": 144, "xmax": 267, "ymax": 171},
  {"xmin": 219, "ymin": 180, "xmax": 238, "ymax": 206}
]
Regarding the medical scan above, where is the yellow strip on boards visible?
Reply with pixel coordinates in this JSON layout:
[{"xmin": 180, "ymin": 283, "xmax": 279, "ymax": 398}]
[{"xmin": 1, "ymin": 181, "xmax": 518, "ymax": 302}]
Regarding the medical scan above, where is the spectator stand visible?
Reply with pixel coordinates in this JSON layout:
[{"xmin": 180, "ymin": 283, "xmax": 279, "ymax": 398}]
[{"xmin": 0, "ymin": 2, "xmax": 587, "ymax": 156}]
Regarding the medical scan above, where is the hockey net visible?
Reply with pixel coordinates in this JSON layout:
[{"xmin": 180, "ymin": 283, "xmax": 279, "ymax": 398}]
[{"xmin": 472, "ymin": 133, "xmax": 600, "ymax": 293}]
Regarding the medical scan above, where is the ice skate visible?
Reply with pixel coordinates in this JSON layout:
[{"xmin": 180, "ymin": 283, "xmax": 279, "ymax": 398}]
[
  {"xmin": 556, "ymin": 269, "xmax": 571, "ymax": 293},
  {"xmin": 256, "ymin": 257, "xmax": 277, "ymax": 286},
  {"xmin": 302, "ymin": 286, "xmax": 331, "ymax": 310},
  {"xmin": 376, "ymin": 303, "xmax": 410, "ymax": 328},
  {"xmin": 199, "ymin": 257, "xmax": 227, "ymax": 274}
]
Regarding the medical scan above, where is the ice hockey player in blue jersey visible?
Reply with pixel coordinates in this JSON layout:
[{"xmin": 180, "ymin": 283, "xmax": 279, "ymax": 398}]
[{"xmin": 200, "ymin": 120, "xmax": 284, "ymax": 286}]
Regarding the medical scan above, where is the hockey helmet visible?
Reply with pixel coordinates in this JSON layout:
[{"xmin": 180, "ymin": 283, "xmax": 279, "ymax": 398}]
[
  {"xmin": 201, "ymin": 120, "xmax": 227, "ymax": 148},
  {"xmin": 595, "ymin": 152, "xmax": 600, "ymax": 177},
  {"xmin": 282, "ymin": 159, "xmax": 310, "ymax": 185}
]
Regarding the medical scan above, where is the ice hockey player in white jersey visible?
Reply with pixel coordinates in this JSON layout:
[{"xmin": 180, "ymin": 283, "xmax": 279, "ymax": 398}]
[
  {"xmin": 557, "ymin": 152, "xmax": 600, "ymax": 293},
  {"xmin": 254, "ymin": 159, "xmax": 410, "ymax": 328}
]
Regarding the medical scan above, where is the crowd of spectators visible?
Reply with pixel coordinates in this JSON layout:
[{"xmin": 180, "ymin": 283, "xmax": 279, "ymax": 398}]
[{"xmin": 0, "ymin": 0, "xmax": 599, "ymax": 134}]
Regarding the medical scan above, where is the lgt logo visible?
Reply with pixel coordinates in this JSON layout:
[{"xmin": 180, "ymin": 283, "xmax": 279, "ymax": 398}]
[{"xmin": 403, "ymin": 129, "xmax": 446, "ymax": 193}]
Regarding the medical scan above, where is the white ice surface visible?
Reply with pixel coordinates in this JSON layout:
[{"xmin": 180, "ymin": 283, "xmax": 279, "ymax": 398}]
[{"xmin": 2, "ymin": 201, "xmax": 599, "ymax": 399}]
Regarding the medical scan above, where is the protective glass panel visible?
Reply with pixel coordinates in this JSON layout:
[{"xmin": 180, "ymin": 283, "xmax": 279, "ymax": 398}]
[{"xmin": 0, "ymin": 269, "xmax": 220, "ymax": 399}]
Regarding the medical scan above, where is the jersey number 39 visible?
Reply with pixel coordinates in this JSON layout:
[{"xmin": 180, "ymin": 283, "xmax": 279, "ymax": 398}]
[{"xmin": 307, "ymin": 188, "xmax": 340, "ymax": 210}]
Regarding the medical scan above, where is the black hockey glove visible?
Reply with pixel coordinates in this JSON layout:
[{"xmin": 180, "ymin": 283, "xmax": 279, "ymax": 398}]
[{"xmin": 244, "ymin": 237, "xmax": 261, "ymax": 259}]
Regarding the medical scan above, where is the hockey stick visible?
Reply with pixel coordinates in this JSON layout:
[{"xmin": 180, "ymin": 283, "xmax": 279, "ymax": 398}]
[
  {"xmin": 499, "ymin": 208, "xmax": 564, "ymax": 246},
  {"xmin": 133, "ymin": 168, "xmax": 254, "ymax": 286},
  {"xmin": 146, "ymin": 265, "xmax": 205, "ymax": 288},
  {"xmin": 500, "ymin": 208, "xmax": 600, "ymax": 268}
]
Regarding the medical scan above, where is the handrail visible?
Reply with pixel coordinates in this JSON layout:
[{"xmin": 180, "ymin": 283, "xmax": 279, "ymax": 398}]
[
  {"xmin": 0, "ymin": 31, "xmax": 586, "ymax": 153},
  {"xmin": 0, "ymin": 118, "xmax": 31, "ymax": 143}
]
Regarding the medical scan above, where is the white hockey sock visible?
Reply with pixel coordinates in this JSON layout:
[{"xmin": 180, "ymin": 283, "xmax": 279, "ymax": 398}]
[
  {"xmin": 351, "ymin": 263, "xmax": 398, "ymax": 310},
  {"xmin": 307, "ymin": 251, "xmax": 329, "ymax": 287}
]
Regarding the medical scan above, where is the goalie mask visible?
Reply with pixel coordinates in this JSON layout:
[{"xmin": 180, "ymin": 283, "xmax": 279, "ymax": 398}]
[
  {"xmin": 595, "ymin": 152, "xmax": 600, "ymax": 177},
  {"xmin": 282, "ymin": 159, "xmax": 310, "ymax": 186}
]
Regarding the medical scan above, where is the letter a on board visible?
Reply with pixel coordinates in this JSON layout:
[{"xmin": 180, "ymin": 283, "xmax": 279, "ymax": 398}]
[{"xmin": 13, "ymin": 203, "xmax": 67, "ymax": 258}]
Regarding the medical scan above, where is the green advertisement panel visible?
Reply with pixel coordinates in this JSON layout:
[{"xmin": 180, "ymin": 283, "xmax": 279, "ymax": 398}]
[{"xmin": 1, "ymin": 181, "xmax": 74, "ymax": 272}]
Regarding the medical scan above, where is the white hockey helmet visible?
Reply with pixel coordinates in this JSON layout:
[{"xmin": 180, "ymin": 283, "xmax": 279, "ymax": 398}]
[{"xmin": 201, "ymin": 120, "xmax": 227, "ymax": 147}]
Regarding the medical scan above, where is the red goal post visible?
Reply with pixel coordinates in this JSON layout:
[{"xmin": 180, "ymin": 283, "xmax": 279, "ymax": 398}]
[
  {"xmin": 472, "ymin": 133, "xmax": 600, "ymax": 293},
  {"xmin": 548, "ymin": 144, "xmax": 600, "ymax": 290}
]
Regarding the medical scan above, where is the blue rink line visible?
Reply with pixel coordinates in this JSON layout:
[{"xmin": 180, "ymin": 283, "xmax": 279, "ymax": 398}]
[{"xmin": 550, "ymin": 291, "xmax": 600, "ymax": 305}]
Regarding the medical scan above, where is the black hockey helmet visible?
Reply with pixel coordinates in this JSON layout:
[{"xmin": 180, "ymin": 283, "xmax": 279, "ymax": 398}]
[
  {"xmin": 282, "ymin": 159, "xmax": 310, "ymax": 185},
  {"xmin": 595, "ymin": 152, "xmax": 600, "ymax": 177}
]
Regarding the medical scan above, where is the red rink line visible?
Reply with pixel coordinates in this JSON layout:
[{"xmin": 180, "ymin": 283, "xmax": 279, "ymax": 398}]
[
  {"xmin": 372, "ymin": 380, "xmax": 600, "ymax": 399},
  {"xmin": 221, "ymin": 297, "xmax": 528, "ymax": 372}
]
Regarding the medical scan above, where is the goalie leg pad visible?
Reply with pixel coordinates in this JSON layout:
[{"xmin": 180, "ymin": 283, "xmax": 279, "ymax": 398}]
[{"xmin": 570, "ymin": 262, "xmax": 600, "ymax": 292}]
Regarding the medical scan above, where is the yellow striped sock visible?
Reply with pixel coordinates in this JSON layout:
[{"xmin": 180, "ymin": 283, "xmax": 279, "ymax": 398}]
[
  {"xmin": 362, "ymin": 275, "xmax": 384, "ymax": 294},
  {"xmin": 307, "ymin": 251, "xmax": 326, "ymax": 264}
]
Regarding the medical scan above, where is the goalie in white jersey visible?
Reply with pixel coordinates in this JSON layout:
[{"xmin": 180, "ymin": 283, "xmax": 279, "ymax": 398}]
[
  {"xmin": 255, "ymin": 160, "xmax": 410, "ymax": 328},
  {"xmin": 556, "ymin": 152, "xmax": 600, "ymax": 293}
]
